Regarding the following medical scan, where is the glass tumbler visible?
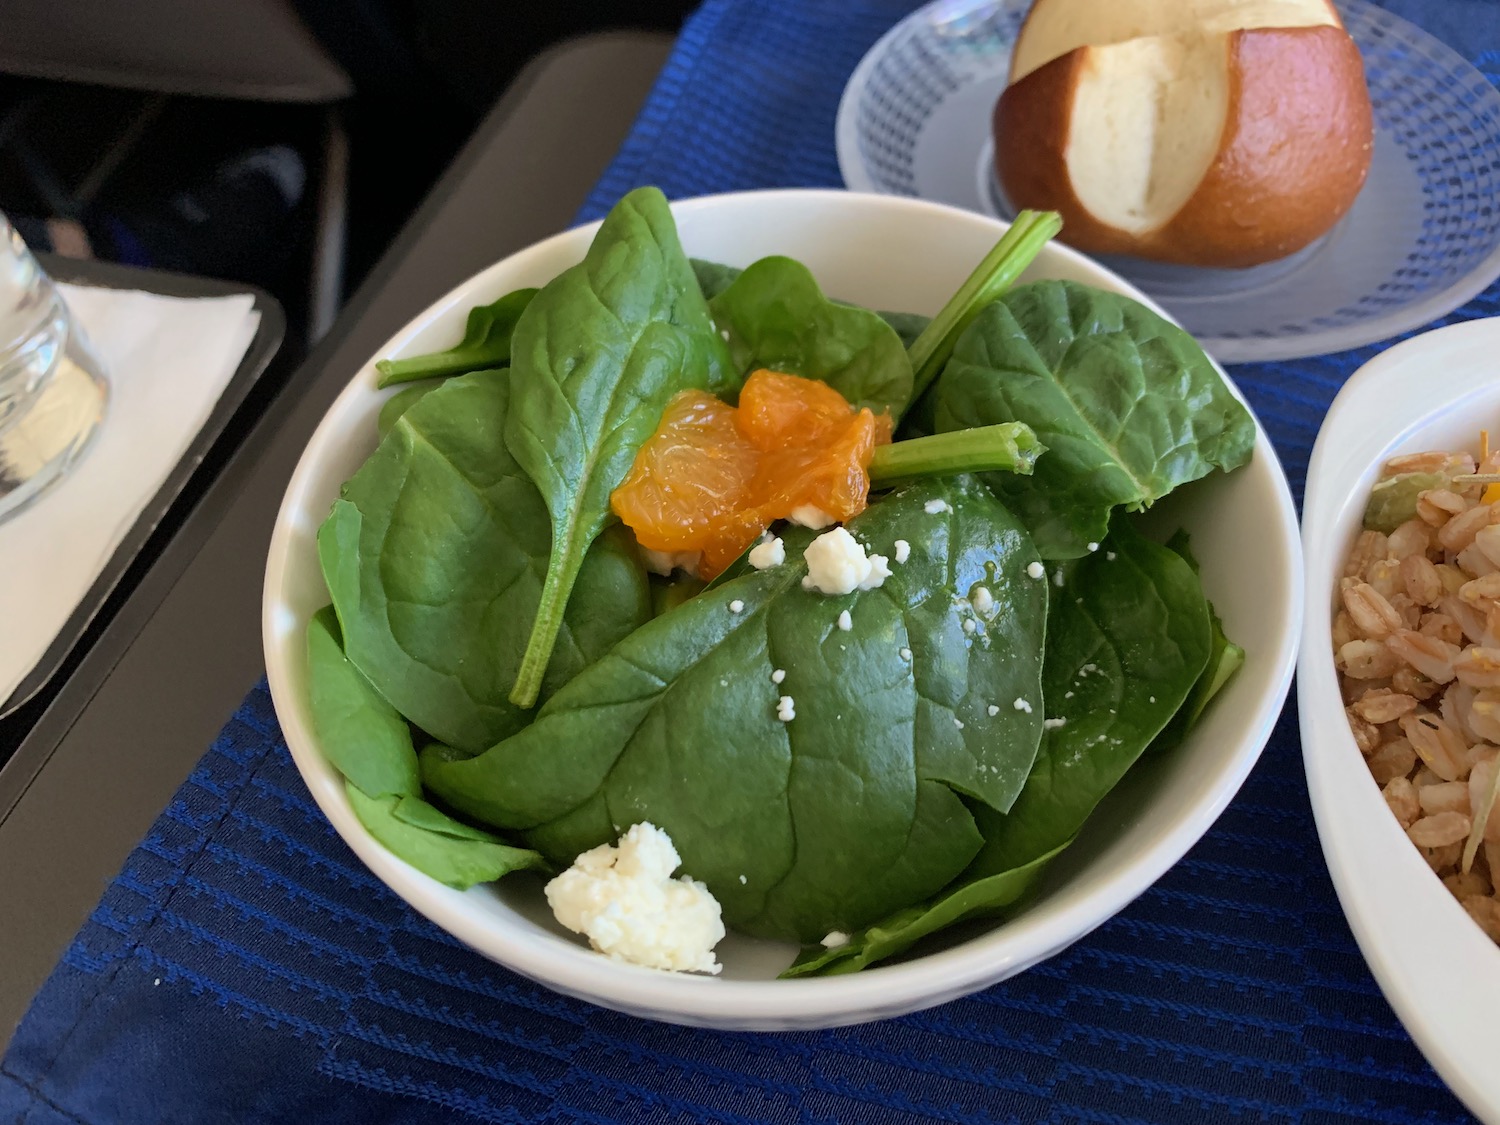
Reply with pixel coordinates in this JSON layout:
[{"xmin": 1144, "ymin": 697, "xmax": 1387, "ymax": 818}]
[{"xmin": 0, "ymin": 215, "xmax": 108, "ymax": 524}]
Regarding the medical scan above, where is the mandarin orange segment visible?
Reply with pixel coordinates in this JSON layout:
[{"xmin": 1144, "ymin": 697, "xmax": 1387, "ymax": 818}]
[
  {"xmin": 737, "ymin": 369, "xmax": 896, "ymax": 450},
  {"xmin": 748, "ymin": 408, "xmax": 880, "ymax": 526},
  {"xmin": 737, "ymin": 370, "xmax": 864, "ymax": 451},
  {"xmin": 610, "ymin": 391, "xmax": 758, "ymax": 554},
  {"xmin": 611, "ymin": 371, "xmax": 890, "ymax": 579}
]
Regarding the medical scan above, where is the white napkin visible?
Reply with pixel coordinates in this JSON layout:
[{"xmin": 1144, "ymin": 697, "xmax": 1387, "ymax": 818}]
[{"xmin": 0, "ymin": 284, "xmax": 261, "ymax": 704}]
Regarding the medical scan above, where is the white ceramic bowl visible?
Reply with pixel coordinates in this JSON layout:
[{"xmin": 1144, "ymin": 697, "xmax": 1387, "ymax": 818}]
[
  {"xmin": 264, "ymin": 189, "xmax": 1303, "ymax": 1030},
  {"xmin": 1300, "ymin": 319, "xmax": 1500, "ymax": 1123}
]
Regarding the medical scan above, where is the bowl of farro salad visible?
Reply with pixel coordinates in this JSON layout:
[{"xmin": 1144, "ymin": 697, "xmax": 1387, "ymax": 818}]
[{"xmin": 1301, "ymin": 317, "xmax": 1500, "ymax": 1124}]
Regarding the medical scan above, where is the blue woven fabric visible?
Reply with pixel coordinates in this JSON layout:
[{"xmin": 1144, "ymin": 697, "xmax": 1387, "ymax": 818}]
[{"xmin": 6, "ymin": 1, "xmax": 1500, "ymax": 1121}]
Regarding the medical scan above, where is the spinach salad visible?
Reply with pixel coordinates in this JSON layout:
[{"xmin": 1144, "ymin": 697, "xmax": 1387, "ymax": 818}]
[{"xmin": 306, "ymin": 186, "xmax": 1253, "ymax": 975}]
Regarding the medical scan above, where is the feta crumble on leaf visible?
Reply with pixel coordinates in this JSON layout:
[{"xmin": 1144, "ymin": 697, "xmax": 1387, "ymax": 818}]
[
  {"xmin": 748, "ymin": 536, "xmax": 785, "ymax": 569},
  {"xmin": 544, "ymin": 823, "xmax": 725, "ymax": 974},
  {"xmin": 788, "ymin": 505, "xmax": 835, "ymax": 530},
  {"xmin": 802, "ymin": 527, "xmax": 891, "ymax": 595}
]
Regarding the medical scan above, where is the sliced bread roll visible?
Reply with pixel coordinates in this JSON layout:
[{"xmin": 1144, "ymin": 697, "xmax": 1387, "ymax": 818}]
[{"xmin": 995, "ymin": 0, "xmax": 1373, "ymax": 267}]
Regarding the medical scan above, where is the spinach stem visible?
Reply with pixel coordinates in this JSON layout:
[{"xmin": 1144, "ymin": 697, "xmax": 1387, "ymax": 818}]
[
  {"xmin": 510, "ymin": 543, "xmax": 579, "ymax": 708},
  {"xmin": 869, "ymin": 423, "xmax": 1042, "ymax": 485},
  {"xmin": 376, "ymin": 352, "xmax": 482, "ymax": 387},
  {"xmin": 906, "ymin": 210, "xmax": 1063, "ymax": 400}
]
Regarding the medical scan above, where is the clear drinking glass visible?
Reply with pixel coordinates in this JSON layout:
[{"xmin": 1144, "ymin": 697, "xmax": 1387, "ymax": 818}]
[{"xmin": 0, "ymin": 215, "xmax": 108, "ymax": 524}]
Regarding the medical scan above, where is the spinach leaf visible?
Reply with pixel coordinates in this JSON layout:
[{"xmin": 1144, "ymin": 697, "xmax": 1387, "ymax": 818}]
[
  {"xmin": 346, "ymin": 784, "xmax": 547, "ymax": 890},
  {"xmin": 375, "ymin": 288, "xmax": 538, "ymax": 387},
  {"xmin": 306, "ymin": 606, "xmax": 420, "ymax": 799},
  {"xmin": 306, "ymin": 606, "xmax": 547, "ymax": 889},
  {"xmin": 377, "ymin": 381, "xmax": 443, "ymax": 438},
  {"xmin": 781, "ymin": 842, "xmax": 1067, "ymax": 977},
  {"xmin": 692, "ymin": 257, "xmax": 931, "ymax": 350},
  {"xmin": 1151, "ymin": 604, "xmax": 1242, "ymax": 756},
  {"xmin": 976, "ymin": 518, "xmax": 1212, "ymax": 873},
  {"xmin": 782, "ymin": 518, "xmax": 1212, "ymax": 974},
  {"xmin": 318, "ymin": 368, "xmax": 653, "ymax": 754},
  {"xmin": 691, "ymin": 258, "xmax": 742, "ymax": 302},
  {"xmin": 707, "ymin": 256, "xmax": 914, "ymax": 417},
  {"xmin": 505, "ymin": 186, "xmax": 734, "ymax": 707},
  {"xmin": 649, "ymin": 573, "xmax": 706, "ymax": 617},
  {"xmin": 929, "ymin": 280, "xmax": 1255, "ymax": 559},
  {"xmin": 389, "ymin": 789, "xmax": 509, "ymax": 839},
  {"xmin": 880, "ymin": 310, "xmax": 931, "ymax": 351},
  {"xmin": 422, "ymin": 477, "xmax": 1048, "ymax": 943},
  {"xmin": 1149, "ymin": 531, "xmax": 1244, "ymax": 755}
]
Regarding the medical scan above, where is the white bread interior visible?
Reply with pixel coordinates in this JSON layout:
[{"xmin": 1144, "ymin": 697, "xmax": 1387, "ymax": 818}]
[
  {"xmin": 1064, "ymin": 34, "xmax": 1231, "ymax": 234},
  {"xmin": 1011, "ymin": 0, "xmax": 1339, "ymax": 82}
]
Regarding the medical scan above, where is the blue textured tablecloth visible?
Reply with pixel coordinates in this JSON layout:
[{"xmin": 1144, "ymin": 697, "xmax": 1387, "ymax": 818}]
[{"xmin": 7, "ymin": 2, "xmax": 1500, "ymax": 1122}]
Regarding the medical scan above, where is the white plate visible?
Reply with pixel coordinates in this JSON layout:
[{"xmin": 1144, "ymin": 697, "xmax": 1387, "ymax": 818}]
[
  {"xmin": 265, "ymin": 189, "xmax": 1302, "ymax": 1030},
  {"xmin": 1300, "ymin": 318, "xmax": 1500, "ymax": 1123},
  {"xmin": 837, "ymin": 0, "xmax": 1500, "ymax": 364}
]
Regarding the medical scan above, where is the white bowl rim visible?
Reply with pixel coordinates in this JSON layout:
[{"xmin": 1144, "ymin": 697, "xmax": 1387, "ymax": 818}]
[
  {"xmin": 265, "ymin": 187, "xmax": 1304, "ymax": 1027},
  {"xmin": 1300, "ymin": 316, "xmax": 1500, "ymax": 1122}
]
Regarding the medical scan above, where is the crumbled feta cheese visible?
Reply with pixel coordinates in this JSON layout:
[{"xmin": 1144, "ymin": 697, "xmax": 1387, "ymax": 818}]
[
  {"xmin": 970, "ymin": 586, "xmax": 994, "ymax": 614},
  {"xmin": 1106, "ymin": 552, "xmax": 1116, "ymax": 561},
  {"xmin": 789, "ymin": 505, "xmax": 835, "ymax": 529},
  {"xmin": 1043, "ymin": 717, "xmax": 1068, "ymax": 730},
  {"xmin": 1026, "ymin": 561, "xmax": 1045, "ymax": 580},
  {"xmin": 987, "ymin": 704, "xmax": 1000, "ymax": 716},
  {"xmin": 1087, "ymin": 542, "xmax": 1099, "ymax": 552},
  {"xmin": 642, "ymin": 548, "xmax": 702, "ymax": 578},
  {"xmin": 802, "ymin": 527, "xmax": 891, "ymax": 595},
  {"xmin": 894, "ymin": 539, "xmax": 911, "ymax": 564},
  {"xmin": 1149, "ymin": 696, "xmax": 1156, "ymax": 703},
  {"xmin": 963, "ymin": 618, "xmax": 978, "ymax": 635},
  {"xmin": 954, "ymin": 718, "xmax": 965, "ymax": 729},
  {"xmin": 924, "ymin": 498, "xmax": 950, "ymax": 515},
  {"xmin": 748, "ymin": 535, "xmax": 786, "ymax": 569},
  {"xmin": 820, "ymin": 931, "xmax": 850, "ymax": 949},
  {"xmin": 837, "ymin": 609, "xmax": 853, "ymax": 632},
  {"xmin": 1053, "ymin": 569, "xmax": 1065, "ymax": 588},
  {"xmin": 544, "ymin": 823, "xmax": 724, "ymax": 975},
  {"xmin": 728, "ymin": 599, "xmax": 745, "ymax": 614},
  {"xmin": 1013, "ymin": 698, "xmax": 1033, "ymax": 714},
  {"xmin": 720, "ymin": 328, "xmax": 731, "ymax": 341},
  {"xmin": 777, "ymin": 695, "xmax": 796, "ymax": 722},
  {"xmin": 739, "ymin": 874, "xmax": 747, "ymax": 884},
  {"xmin": 899, "ymin": 647, "xmax": 913, "ymax": 661},
  {"xmin": 771, "ymin": 668, "xmax": 786, "ymax": 684}
]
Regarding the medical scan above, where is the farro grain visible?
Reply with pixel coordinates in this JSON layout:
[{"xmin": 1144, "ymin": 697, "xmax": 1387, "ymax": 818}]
[
  {"xmin": 1409, "ymin": 812, "xmax": 1472, "ymax": 848},
  {"xmin": 1419, "ymin": 781, "xmax": 1471, "ymax": 816},
  {"xmin": 1385, "ymin": 630, "xmax": 1459, "ymax": 682},
  {"xmin": 1401, "ymin": 712, "xmax": 1469, "ymax": 781},
  {"xmin": 1445, "ymin": 871, "xmax": 1491, "ymax": 899},
  {"xmin": 1388, "ymin": 520, "xmax": 1431, "ymax": 560},
  {"xmin": 1426, "ymin": 842, "xmax": 1465, "ymax": 872},
  {"xmin": 1368, "ymin": 738, "xmax": 1418, "ymax": 784},
  {"xmin": 1384, "ymin": 777, "xmax": 1420, "ymax": 828},
  {"xmin": 1344, "ymin": 584, "xmax": 1403, "ymax": 638},
  {"xmin": 1462, "ymin": 896, "xmax": 1500, "ymax": 941},
  {"xmin": 1401, "ymin": 555, "xmax": 1444, "ymax": 606}
]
